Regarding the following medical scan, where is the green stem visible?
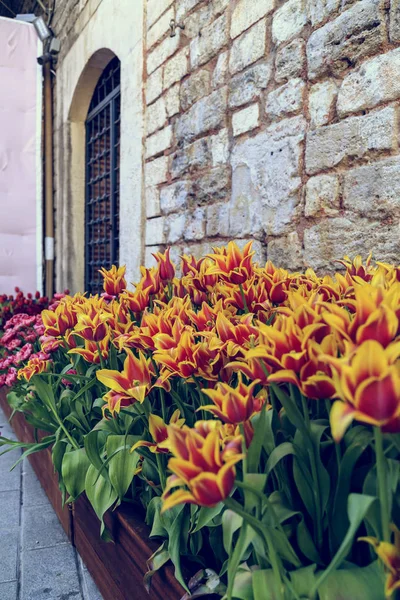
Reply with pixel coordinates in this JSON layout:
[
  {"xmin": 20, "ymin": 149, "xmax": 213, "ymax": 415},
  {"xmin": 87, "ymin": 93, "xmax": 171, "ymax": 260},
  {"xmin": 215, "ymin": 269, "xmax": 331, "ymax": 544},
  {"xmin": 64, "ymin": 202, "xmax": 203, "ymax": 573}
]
[
  {"xmin": 159, "ymin": 388, "xmax": 167, "ymax": 422},
  {"xmin": 239, "ymin": 283, "xmax": 249, "ymax": 313},
  {"xmin": 223, "ymin": 497, "xmax": 285, "ymax": 600},
  {"xmin": 226, "ymin": 522, "xmax": 248, "ymax": 600},
  {"xmin": 239, "ymin": 422, "xmax": 248, "ymax": 474},
  {"xmin": 95, "ymin": 341, "xmax": 105, "ymax": 369},
  {"xmin": 156, "ymin": 453, "xmax": 166, "ymax": 491},
  {"xmin": 374, "ymin": 427, "xmax": 390, "ymax": 542},
  {"xmin": 235, "ymin": 480, "xmax": 301, "ymax": 567},
  {"xmin": 301, "ymin": 393, "xmax": 323, "ymax": 549},
  {"xmin": 325, "ymin": 399, "xmax": 341, "ymax": 473}
]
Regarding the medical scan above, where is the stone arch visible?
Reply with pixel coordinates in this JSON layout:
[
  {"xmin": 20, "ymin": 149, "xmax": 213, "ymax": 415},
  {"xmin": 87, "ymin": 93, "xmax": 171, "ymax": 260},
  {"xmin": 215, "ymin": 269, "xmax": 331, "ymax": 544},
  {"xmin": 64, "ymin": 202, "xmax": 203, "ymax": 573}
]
[{"xmin": 60, "ymin": 49, "xmax": 119, "ymax": 292}]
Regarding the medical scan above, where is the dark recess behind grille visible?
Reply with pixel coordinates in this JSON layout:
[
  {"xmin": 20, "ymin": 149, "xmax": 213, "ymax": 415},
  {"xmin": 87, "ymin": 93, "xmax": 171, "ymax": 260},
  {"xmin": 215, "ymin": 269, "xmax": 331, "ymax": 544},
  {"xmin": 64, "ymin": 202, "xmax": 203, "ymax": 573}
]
[{"xmin": 85, "ymin": 57, "xmax": 120, "ymax": 294}]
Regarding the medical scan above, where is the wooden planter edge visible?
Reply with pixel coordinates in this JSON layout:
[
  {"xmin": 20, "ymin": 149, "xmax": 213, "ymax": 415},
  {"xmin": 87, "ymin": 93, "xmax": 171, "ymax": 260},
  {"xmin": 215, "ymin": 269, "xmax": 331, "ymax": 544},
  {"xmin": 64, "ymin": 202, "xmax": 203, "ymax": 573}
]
[{"xmin": 0, "ymin": 387, "xmax": 185, "ymax": 600}]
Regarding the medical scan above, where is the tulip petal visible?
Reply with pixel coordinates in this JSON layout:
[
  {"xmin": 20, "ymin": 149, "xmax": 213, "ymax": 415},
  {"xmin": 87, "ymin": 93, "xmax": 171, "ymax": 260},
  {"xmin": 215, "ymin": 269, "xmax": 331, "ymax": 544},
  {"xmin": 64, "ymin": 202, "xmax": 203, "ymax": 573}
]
[{"xmin": 330, "ymin": 401, "xmax": 356, "ymax": 442}]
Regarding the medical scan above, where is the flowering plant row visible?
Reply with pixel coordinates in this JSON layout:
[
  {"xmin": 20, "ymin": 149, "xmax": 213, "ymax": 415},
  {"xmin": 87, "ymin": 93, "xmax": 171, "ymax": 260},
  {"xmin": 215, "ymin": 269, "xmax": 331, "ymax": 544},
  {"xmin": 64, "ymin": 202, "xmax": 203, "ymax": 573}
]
[{"xmin": 1, "ymin": 245, "xmax": 400, "ymax": 600}]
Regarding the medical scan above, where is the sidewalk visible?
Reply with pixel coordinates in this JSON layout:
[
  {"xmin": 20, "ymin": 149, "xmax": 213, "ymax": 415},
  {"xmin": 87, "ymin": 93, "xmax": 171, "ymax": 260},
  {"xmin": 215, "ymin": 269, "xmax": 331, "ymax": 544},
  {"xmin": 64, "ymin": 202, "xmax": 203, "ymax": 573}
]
[{"xmin": 0, "ymin": 408, "xmax": 104, "ymax": 600}]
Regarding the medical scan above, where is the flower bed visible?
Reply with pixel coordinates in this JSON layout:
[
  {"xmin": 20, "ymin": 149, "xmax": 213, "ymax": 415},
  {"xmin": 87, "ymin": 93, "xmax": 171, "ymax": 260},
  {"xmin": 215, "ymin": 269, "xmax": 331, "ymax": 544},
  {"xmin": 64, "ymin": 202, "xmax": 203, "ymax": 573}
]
[{"xmin": 0, "ymin": 245, "xmax": 399, "ymax": 600}]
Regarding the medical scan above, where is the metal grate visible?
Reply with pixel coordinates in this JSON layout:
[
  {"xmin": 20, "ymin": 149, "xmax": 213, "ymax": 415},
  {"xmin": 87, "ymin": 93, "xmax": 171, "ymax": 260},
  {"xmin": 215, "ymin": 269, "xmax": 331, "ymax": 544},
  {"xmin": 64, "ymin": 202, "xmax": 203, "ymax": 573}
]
[{"xmin": 85, "ymin": 57, "xmax": 121, "ymax": 294}]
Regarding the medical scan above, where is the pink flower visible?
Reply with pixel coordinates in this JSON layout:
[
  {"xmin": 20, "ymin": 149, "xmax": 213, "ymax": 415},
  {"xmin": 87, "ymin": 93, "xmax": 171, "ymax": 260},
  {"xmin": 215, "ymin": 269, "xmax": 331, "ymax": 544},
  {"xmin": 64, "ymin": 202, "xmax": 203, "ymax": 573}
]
[
  {"xmin": 0, "ymin": 374, "xmax": 6, "ymax": 387},
  {"xmin": 62, "ymin": 369, "xmax": 77, "ymax": 387},
  {"xmin": 5, "ymin": 368, "xmax": 17, "ymax": 386},
  {"xmin": 40, "ymin": 335, "xmax": 62, "ymax": 353},
  {"xmin": 6, "ymin": 339, "xmax": 22, "ymax": 351},
  {"xmin": 13, "ymin": 343, "xmax": 33, "ymax": 364}
]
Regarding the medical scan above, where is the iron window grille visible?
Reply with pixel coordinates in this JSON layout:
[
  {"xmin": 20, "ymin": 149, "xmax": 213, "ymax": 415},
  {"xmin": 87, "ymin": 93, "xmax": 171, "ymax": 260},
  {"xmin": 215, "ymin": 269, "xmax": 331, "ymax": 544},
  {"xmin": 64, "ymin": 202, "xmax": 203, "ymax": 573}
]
[{"xmin": 85, "ymin": 57, "xmax": 121, "ymax": 294}]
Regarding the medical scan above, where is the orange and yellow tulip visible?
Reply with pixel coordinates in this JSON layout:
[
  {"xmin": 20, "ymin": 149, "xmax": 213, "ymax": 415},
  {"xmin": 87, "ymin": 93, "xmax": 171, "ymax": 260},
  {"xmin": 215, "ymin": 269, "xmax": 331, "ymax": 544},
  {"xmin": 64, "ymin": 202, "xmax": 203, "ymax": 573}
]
[
  {"xmin": 206, "ymin": 241, "xmax": 254, "ymax": 285},
  {"xmin": 327, "ymin": 340, "xmax": 400, "ymax": 441},
  {"xmin": 96, "ymin": 349, "xmax": 154, "ymax": 406},
  {"xmin": 359, "ymin": 528, "xmax": 400, "ymax": 598},
  {"xmin": 161, "ymin": 422, "xmax": 244, "ymax": 511},
  {"xmin": 202, "ymin": 374, "xmax": 264, "ymax": 424},
  {"xmin": 131, "ymin": 410, "xmax": 184, "ymax": 454},
  {"xmin": 18, "ymin": 357, "xmax": 50, "ymax": 381},
  {"xmin": 99, "ymin": 265, "xmax": 127, "ymax": 296}
]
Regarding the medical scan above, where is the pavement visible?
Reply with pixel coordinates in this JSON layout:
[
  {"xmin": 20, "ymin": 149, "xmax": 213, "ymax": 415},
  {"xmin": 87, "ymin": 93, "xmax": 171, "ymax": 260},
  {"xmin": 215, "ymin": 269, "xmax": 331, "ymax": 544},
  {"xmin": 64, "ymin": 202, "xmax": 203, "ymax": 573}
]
[{"xmin": 0, "ymin": 408, "xmax": 104, "ymax": 600}]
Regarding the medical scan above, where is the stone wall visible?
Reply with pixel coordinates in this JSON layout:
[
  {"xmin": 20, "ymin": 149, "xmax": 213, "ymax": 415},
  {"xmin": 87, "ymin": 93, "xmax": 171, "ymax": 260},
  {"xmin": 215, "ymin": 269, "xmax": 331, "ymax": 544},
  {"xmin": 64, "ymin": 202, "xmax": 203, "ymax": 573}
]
[{"xmin": 143, "ymin": 0, "xmax": 400, "ymax": 272}]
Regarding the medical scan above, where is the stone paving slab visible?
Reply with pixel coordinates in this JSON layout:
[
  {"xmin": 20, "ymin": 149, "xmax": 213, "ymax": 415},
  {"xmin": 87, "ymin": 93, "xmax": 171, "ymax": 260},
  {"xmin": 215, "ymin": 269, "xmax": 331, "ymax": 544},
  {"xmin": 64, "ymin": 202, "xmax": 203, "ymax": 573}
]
[{"xmin": 0, "ymin": 408, "xmax": 104, "ymax": 600}]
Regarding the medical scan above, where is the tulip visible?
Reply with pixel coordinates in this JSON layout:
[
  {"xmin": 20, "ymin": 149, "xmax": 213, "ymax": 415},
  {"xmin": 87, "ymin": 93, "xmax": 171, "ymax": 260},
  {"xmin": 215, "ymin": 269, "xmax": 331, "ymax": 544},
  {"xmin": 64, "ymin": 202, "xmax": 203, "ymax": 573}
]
[
  {"xmin": 96, "ymin": 349, "xmax": 154, "ymax": 405},
  {"xmin": 327, "ymin": 340, "xmax": 400, "ymax": 441},
  {"xmin": 41, "ymin": 303, "xmax": 77, "ymax": 337},
  {"xmin": 153, "ymin": 248, "xmax": 175, "ymax": 282},
  {"xmin": 202, "ymin": 374, "xmax": 264, "ymax": 424},
  {"xmin": 359, "ymin": 529, "xmax": 400, "ymax": 598},
  {"xmin": 18, "ymin": 357, "xmax": 50, "ymax": 382},
  {"xmin": 206, "ymin": 241, "xmax": 255, "ymax": 285},
  {"xmin": 99, "ymin": 265, "xmax": 127, "ymax": 296},
  {"xmin": 161, "ymin": 423, "xmax": 244, "ymax": 511},
  {"xmin": 131, "ymin": 410, "xmax": 185, "ymax": 454},
  {"xmin": 74, "ymin": 313, "xmax": 108, "ymax": 342}
]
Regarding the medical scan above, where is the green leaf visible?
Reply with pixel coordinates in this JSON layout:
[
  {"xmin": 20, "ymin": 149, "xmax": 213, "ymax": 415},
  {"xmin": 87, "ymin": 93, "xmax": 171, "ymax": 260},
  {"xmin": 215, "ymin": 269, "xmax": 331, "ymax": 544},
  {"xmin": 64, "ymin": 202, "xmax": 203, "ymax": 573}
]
[
  {"xmin": 247, "ymin": 404, "xmax": 269, "ymax": 472},
  {"xmin": 266, "ymin": 442, "xmax": 296, "ymax": 479},
  {"xmin": 222, "ymin": 509, "xmax": 242, "ymax": 555},
  {"xmin": 252, "ymin": 569, "xmax": 279, "ymax": 600},
  {"xmin": 192, "ymin": 503, "xmax": 224, "ymax": 533},
  {"xmin": 143, "ymin": 541, "xmax": 170, "ymax": 593},
  {"xmin": 84, "ymin": 430, "xmax": 107, "ymax": 472},
  {"xmin": 106, "ymin": 435, "xmax": 139, "ymax": 503},
  {"xmin": 318, "ymin": 561, "xmax": 385, "ymax": 600},
  {"xmin": 310, "ymin": 493, "xmax": 376, "ymax": 597},
  {"xmin": 31, "ymin": 375, "xmax": 56, "ymax": 411},
  {"xmin": 61, "ymin": 448, "xmax": 90, "ymax": 501},
  {"xmin": 331, "ymin": 428, "xmax": 372, "ymax": 552},
  {"xmin": 289, "ymin": 564, "xmax": 317, "ymax": 597},
  {"xmin": 147, "ymin": 497, "xmax": 167, "ymax": 538},
  {"xmin": 231, "ymin": 565, "xmax": 254, "ymax": 600},
  {"xmin": 85, "ymin": 463, "xmax": 117, "ymax": 540}
]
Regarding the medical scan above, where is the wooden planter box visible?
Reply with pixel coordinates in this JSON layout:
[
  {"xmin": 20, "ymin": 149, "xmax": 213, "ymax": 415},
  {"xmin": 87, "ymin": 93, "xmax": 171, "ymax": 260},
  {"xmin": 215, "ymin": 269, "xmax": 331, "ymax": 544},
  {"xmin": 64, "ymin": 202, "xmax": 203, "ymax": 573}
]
[{"xmin": 0, "ymin": 387, "xmax": 186, "ymax": 600}]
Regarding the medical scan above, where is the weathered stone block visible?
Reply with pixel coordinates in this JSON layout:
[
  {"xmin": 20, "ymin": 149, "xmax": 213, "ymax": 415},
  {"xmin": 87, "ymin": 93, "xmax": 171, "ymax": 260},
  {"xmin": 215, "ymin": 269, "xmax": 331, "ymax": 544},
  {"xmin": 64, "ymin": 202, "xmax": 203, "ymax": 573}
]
[
  {"xmin": 147, "ymin": 32, "xmax": 180, "ymax": 74},
  {"xmin": 390, "ymin": 0, "xmax": 400, "ymax": 42},
  {"xmin": 309, "ymin": 80, "xmax": 337, "ymax": 128},
  {"xmin": 183, "ymin": 3, "xmax": 213, "ymax": 39},
  {"xmin": 167, "ymin": 213, "xmax": 187, "ymax": 243},
  {"xmin": 184, "ymin": 208, "xmax": 206, "ymax": 240},
  {"xmin": 305, "ymin": 174, "xmax": 340, "ymax": 217},
  {"xmin": 231, "ymin": 117, "xmax": 306, "ymax": 235},
  {"xmin": 147, "ymin": 0, "xmax": 174, "ymax": 28},
  {"xmin": 146, "ymin": 126, "xmax": 173, "ymax": 158},
  {"xmin": 175, "ymin": 87, "xmax": 228, "ymax": 142},
  {"xmin": 343, "ymin": 157, "xmax": 400, "ymax": 218},
  {"xmin": 170, "ymin": 138, "xmax": 211, "ymax": 178},
  {"xmin": 211, "ymin": 129, "xmax": 230, "ymax": 166},
  {"xmin": 231, "ymin": 0, "xmax": 275, "ymax": 39},
  {"xmin": 190, "ymin": 13, "xmax": 228, "ymax": 69},
  {"xmin": 307, "ymin": 0, "xmax": 385, "ymax": 80},
  {"xmin": 163, "ymin": 48, "xmax": 189, "ymax": 90},
  {"xmin": 266, "ymin": 78, "xmax": 305, "ymax": 120},
  {"xmin": 145, "ymin": 156, "xmax": 168, "ymax": 187},
  {"xmin": 206, "ymin": 202, "xmax": 230, "ymax": 237},
  {"xmin": 146, "ymin": 187, "xmax": 161, "ymax": 218},
  {"xmin": 146, "ymin": 216, "xmax": 166, "ymax": 246},
  {"xmin": 232, "ymin": 103, "xmax": 260, "ymax": 136},
  {"xmin": 212, "ymin": 51, "xmax": 229, "ymax": 88},
  {"xmin": 146, "ymin": 97, "xmax": 167, "ymax": 135},
  {"xmin": 229, "ymin": 19, "xmax": 267, "ymax": 75},
  {"xmin": 272, "ymin": 0, "xmax": 307, "ymax": 45},
  {"xmin": 146, "ymin": 67, "xmax": 163, "ymax": 105},
  {"xmin": 147, "ymin": 7, "xmax": 174, "ymax": 49},
  {"xmin": 228, "ymin": 164, "xmax": 263, "ymax": 237},
  {"xmin": 165, "ymin": 84, "xmax": 180, "ymax": 117},
  {"xmin": 194, "ymin": 166, "xmax": 230, "ymax": 203},
  {"xmin": 275, "ymin": 39, "xmax": 306, "ymax": 82},
  {"xmin": 229, "ymin": 62, "xmax": 272, "ymax": 108},
  {"xmin": 307, "ymin": 0, "xmax": 340, "ymax": 26},
  {"xmin": 305, "ymin": 106, "xmax": 397, "ymax": 175},
  {"xmin": 267, "ymin": 232, "xmax": 304, "ymax": 269},
  {"xmin": 176, "ymin": 0, "xmax": 203, "ymax": 20},
  {"xmin": 337, "ymin": 48, "xmax": 400, "ymax": 116},
  {"xmin": 160, "ymin": 181, "xmax": 191, "ymax": 214},
  {"xmin": 303, "ymin": 217, "xmax": 400, "ymax": 270},
  {"xmin": 180, "ymin": 69, "xmax": 211, "ymax": 111}
]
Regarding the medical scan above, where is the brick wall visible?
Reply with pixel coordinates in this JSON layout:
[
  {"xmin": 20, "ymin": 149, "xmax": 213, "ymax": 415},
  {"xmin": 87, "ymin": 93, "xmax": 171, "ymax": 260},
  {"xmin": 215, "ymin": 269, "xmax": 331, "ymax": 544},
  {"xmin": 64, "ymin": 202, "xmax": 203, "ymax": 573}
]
[{"xmin": 143, "ymin": 0, "xmax": 400, "ymax": 271}]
